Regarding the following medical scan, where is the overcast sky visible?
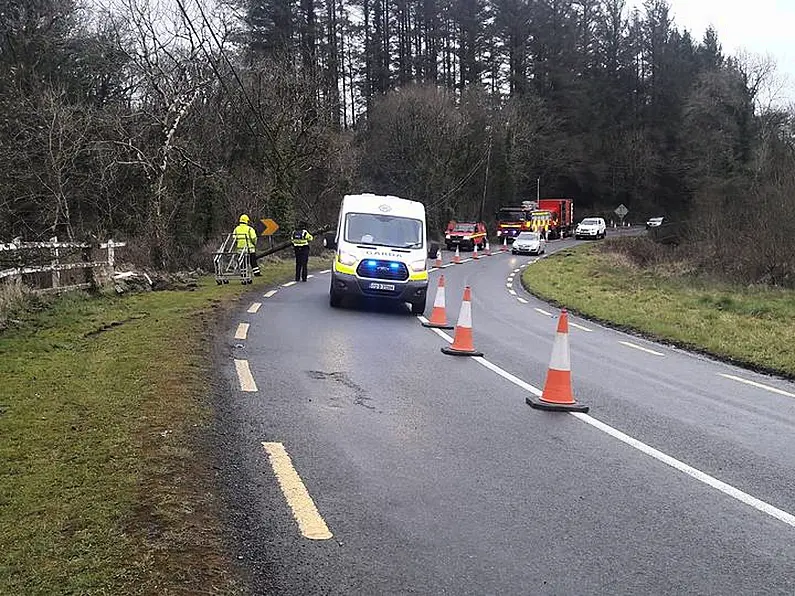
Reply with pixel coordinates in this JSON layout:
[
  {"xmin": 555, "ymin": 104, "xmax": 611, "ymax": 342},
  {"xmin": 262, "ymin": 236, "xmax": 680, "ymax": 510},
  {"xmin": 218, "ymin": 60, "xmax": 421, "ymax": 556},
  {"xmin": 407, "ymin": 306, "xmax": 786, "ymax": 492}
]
[{"xmin": 627, "ymin": 0, "xmax": 795, "ymax": 107}]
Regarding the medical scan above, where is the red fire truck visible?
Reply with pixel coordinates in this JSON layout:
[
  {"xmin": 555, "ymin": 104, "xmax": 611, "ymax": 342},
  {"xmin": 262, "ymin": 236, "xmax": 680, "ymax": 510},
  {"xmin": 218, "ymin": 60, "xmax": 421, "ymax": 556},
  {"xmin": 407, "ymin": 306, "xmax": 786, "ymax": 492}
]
[{"xmin": 496, "ymin": 199, "xmax": 574, "ymax": 241}]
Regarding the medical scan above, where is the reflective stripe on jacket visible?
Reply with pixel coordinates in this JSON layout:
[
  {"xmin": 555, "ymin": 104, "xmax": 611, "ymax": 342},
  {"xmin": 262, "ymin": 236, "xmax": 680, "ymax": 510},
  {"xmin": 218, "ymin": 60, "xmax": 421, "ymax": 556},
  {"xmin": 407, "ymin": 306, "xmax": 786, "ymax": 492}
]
[
  {"xmin": 234, "ymin": 223, "xmax": 257, "ymax": 252},
  {"xmin": 291, "ymin": 229, "xmax": 313, "ymax": 247}
]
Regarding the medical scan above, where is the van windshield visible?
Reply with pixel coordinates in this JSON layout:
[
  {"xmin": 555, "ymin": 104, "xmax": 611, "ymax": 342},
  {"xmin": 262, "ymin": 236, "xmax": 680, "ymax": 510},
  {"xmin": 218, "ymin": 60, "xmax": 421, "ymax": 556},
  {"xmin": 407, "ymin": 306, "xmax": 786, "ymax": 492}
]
[{"xmin": 345, "ymin": 212, "xmax": 424, "ymax": 249}]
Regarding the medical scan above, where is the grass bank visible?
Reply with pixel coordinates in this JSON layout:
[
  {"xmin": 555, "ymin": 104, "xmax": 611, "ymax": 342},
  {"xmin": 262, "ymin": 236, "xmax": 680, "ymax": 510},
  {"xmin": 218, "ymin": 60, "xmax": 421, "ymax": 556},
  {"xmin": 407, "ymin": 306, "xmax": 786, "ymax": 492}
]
[
  {"xmin": 0, "ymin": 254, "xmax": 329, "ymax": 594},
  {"xmin": 521, "ymin": 242, "xmax": 795, "ymax": 378}
]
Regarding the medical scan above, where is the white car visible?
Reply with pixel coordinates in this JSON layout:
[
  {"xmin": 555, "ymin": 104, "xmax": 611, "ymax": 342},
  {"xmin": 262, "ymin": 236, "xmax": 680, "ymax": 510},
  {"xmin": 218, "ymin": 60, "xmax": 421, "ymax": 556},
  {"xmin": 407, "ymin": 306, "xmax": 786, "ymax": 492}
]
[
  {"xmin": 646, "ymin": 216, "xmax": 664, "ymax": 229},
  {"xmin": 511, "ymin": 231, "xmax": 546, "ymax": 255},
  {"xmin": 575, "ymin": 217, "xmax": 606, "ymax": 240}
]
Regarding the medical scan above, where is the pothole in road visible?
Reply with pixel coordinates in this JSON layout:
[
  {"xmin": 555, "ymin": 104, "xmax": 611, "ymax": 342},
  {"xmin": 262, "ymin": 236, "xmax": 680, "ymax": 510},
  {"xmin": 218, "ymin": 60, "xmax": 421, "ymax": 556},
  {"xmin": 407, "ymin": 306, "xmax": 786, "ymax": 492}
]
[{"xmin": 306, "ymin": 370, "xmax": 374, "ymax": 410}]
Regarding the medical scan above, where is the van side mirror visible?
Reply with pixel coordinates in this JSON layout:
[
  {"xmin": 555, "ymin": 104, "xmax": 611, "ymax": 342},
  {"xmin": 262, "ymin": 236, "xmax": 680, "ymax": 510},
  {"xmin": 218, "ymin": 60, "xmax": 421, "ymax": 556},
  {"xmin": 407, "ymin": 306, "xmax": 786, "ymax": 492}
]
[{"xmin": 323, "ymin": 231, "xmax": 337, "ymax": 250}]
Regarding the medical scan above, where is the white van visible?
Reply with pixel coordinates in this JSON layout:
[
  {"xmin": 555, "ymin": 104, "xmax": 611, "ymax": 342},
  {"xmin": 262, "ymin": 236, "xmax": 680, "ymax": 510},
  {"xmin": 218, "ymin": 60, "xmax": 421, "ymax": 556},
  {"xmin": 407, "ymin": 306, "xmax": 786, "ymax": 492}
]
[{"xmin": 325, "ymin": 193, "xmax": 429, "ymax": 314}]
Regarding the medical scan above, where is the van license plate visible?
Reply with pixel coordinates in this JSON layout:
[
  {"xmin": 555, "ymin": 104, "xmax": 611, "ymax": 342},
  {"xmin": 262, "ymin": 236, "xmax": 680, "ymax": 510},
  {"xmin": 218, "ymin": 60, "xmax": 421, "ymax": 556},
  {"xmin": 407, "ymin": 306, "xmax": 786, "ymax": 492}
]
[{"xmin": 369, "ymin": 282, "xmax": 395, "ymax": 291}]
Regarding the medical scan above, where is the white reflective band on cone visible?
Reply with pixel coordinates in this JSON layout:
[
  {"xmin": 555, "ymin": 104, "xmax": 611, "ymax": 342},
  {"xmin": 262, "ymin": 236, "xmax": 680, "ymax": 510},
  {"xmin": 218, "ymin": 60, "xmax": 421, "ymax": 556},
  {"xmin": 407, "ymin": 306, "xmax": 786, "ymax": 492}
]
[
  {"xmin": 457, "ymin": 299, "xmax": 472, "ymax": 328},
  {"xmin": 548, "ymin": 332, "xmax": 571, "ymax": 371}
]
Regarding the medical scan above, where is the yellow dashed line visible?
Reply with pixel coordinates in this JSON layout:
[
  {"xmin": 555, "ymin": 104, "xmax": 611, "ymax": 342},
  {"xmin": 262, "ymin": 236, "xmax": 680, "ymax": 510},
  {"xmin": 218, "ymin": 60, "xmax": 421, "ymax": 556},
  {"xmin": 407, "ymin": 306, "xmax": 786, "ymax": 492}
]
[
  {"xmin": 262, "ymin": 442, "xmax": 333, "ymax": 540},
  {"xmin": 234, "ymin": 323, "xmax": 249, "ymax": 340}
]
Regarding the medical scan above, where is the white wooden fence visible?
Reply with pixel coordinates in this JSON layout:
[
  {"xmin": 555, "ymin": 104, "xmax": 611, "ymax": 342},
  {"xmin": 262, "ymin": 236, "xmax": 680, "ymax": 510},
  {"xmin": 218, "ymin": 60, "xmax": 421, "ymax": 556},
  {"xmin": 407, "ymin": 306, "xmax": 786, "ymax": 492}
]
[{"xmin": 0, "ymin": 237, "xmax": 126, "ymax": 293}]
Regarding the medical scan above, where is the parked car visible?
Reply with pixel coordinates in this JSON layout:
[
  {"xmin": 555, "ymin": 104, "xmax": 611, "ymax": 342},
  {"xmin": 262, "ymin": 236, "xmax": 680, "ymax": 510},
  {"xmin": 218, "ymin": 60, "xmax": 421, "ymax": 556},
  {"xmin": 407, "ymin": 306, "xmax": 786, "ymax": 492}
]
[
  {"xmin": 511, "ymin": 231, "xmax": 546, "ymax": 255},
  {"xmin": 445, "ymin": 221, "xmax": 488, "ymax": 251},
  {"xmin": 646, "ymin": 216, "xmax": 664, "ymax": 229},
  {"xmin": 574, "ymin": 217, "xmax": 607, "ymax": 240}
]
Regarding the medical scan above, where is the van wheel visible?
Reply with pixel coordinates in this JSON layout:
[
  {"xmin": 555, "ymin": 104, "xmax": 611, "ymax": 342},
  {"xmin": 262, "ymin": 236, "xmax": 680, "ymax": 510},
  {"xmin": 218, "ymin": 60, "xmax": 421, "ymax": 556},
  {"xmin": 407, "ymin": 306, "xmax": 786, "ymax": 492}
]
[
  {"xmin": 411, "ymin": 298, "xmax": 426, "ymax": 315},
  {"xmin": 329, "ymin": 289, "xmax": 342, "ymax": 308}
]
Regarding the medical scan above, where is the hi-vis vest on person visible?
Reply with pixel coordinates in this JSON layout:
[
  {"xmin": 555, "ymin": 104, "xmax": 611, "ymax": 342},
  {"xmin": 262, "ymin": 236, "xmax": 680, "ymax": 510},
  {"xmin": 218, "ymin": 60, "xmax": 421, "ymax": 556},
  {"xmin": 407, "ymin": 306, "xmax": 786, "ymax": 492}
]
[
  {"xmin": 234, "ymin": 223, "xmax": 257, "ymax": 252},
  {"xmin": 291, "ymin": 229, "xmax": 313, "ymax": 247}
]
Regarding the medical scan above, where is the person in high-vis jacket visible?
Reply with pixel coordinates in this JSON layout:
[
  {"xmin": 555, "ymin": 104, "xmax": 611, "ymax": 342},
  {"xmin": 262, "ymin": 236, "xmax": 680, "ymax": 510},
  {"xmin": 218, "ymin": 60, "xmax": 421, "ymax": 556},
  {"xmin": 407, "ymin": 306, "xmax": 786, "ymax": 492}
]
[
  {"xmin": 233, "ymin": 214, "xmax": 260, "ymax": 278},
  {"xmin": 291, "ymin": 221, "xmax": 313, "ymax": 282}
]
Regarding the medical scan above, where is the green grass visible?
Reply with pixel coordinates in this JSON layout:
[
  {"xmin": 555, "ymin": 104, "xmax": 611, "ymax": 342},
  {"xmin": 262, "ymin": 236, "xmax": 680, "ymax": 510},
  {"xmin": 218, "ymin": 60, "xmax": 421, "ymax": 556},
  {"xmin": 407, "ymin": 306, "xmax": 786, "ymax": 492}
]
[
  {"xmin": 0, "ymin": 254, "xmax": 330, "ymax": 595},
  {"xmin": 522, "ymin": 244, "xmax": 795, "ymax": 377}
]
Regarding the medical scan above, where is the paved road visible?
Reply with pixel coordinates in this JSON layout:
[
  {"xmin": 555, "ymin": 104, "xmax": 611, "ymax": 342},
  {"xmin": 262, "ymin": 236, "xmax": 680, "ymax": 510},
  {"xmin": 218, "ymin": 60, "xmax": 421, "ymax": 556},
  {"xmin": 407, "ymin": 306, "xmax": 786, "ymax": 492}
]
[{"xmin": 215, "ymin": 232, "xmax": 795, "ymax": 595}]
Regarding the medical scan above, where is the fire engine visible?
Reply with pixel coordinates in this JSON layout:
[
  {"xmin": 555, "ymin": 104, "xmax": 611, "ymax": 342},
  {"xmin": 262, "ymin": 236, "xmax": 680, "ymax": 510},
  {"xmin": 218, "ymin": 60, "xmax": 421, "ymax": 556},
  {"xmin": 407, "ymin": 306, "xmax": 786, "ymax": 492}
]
[{"xmin": 496, "ymin": 199, "xmax": 574, "ymax": 241}]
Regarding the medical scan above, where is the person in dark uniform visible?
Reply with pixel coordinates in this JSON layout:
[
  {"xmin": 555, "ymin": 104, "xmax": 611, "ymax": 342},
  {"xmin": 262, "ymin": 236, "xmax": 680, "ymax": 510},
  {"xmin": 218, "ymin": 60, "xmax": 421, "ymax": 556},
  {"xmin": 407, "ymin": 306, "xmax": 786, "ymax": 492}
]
[{"xmin": 291, "ymin": 221, "xmax": 313, "ymax": 282}]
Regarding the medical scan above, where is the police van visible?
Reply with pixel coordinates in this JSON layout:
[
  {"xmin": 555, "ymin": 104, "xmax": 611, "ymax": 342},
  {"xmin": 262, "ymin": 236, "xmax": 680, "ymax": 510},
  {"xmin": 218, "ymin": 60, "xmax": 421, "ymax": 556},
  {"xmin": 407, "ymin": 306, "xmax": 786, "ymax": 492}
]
[{"xmin": 325, "ymin": 193, "xmax": 429, "ymax": 314}]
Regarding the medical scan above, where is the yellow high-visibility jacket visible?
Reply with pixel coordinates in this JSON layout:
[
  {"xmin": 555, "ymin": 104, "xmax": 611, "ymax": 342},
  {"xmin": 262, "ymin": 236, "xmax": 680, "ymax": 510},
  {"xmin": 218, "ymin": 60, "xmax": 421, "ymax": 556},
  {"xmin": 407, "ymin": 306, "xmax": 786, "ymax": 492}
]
[
  {"xmin": 291, "ymin": 229, "xmax": 313, "ymax": 247},
  {"xmin": 234, "ymin": 223, "xmax": 257, "ymax": 252}
]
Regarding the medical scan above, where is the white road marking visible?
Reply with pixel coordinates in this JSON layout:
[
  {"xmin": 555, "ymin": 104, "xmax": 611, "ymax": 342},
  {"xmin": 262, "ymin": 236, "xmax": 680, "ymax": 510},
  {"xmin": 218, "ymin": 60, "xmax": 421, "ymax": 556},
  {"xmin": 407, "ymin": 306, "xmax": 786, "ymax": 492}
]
[
  {"xmin": 718, "ymin": 374, "xmax": 795, "ymax": 399},
  {"xmin": 234, "ymin": 323, "xmax": 249, "ymax": 340},
  {"xmin": 307, "ymin": 274, "xmax": 314, "ymax": 279},
  {"xmin": 429, "ymin": 267, "xmax": 438, "ymax": 272},
  {"xmin": 508, "ymin": 289, "xmax": 517, "ymax": 296},
  {"xmin": 441, "ymin": 263, "xmax": 453, "ymax": 268},
  {"xmin": 283, "ymin": 281, "xmax": 297, "ymax": 287},
  {"xmin": 517, "ymin": 297, "xmax": 529, "ymax": 304},
  {"xmin": 570, "ymin": 412, "xmax": 795, "ymax": 529},
  {"xmin": 570, "ymin": 322, "xmax": 593, "ymax": 332},
  {"xmin": 415, "ymin": 316, "xmax": 795, "ymax": 529},
  {"xmin": 461, "ymin": 258, "xmax": 472, "ymax": 263},
  {"xmin": 618, "ymin": 340, "xmax": 665, "ymax": 356},
  {"xmin": 264, "ymin": 290, "xmax": 278, "ymax": 298},
  {"xmin": 247, "ymin": 302, "xmax": 261, "ymax": 313},
  {"xmin": 535, "ymin": 308, "xmax": 554, "ymax": 317},
  {"xmin": 262, "ymin": 442, "xmax": 333, "ymax": 540},
  {"xmin": 513, "ymin": 268, "xmax": 521, "ymax": 273},
  {"xmin": 320, "ymin": 269, "xmax": 331, "ymax": 274},
  {"xmin": 234, "ymin": 359, "xmax": 258, "ymax": 392},
  {"xmin": 506, "ymin": 283, "xmax": 513, "ymax": 288}
]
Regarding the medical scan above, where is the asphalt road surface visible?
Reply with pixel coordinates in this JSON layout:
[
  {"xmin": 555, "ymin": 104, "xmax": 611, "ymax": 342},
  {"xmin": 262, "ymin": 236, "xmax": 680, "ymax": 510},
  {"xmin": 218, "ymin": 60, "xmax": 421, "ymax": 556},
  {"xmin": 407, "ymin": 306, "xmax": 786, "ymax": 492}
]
[{"xmin": 215, "ymin": 229, "xmax": 795, "ymax": 595}]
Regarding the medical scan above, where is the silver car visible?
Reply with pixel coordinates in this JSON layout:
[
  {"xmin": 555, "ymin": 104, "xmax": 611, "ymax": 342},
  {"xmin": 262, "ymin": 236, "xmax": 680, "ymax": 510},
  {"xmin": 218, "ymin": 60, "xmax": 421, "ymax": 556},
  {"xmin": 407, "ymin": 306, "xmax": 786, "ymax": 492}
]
[{"xmin": 511, "ymin": 231, "xmax": 546, "ymax": 255}]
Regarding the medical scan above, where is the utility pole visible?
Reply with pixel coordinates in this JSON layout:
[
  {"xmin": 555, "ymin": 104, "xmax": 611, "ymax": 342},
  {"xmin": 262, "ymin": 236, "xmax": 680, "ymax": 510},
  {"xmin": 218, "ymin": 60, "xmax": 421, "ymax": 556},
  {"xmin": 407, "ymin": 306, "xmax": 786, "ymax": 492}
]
[
  {"xmin": 479, "ymin": 127, "xmax": 492, "ymax": 222},
  {"xmin": 537, "ymin": 177, "xmax": 540, "ymax": 202}
]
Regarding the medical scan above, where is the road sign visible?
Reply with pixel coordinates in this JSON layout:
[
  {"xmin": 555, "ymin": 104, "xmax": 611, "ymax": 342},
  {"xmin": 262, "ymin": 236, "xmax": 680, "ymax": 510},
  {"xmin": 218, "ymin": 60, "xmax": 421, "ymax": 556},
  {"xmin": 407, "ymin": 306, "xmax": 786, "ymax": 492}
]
[
  {"xmin": 260, "ymin": 218, "xmax": 279, "ymax": 236},
  {"xmin": 614, "ymin": 204, "xmax": 629, "ymax": 219}
]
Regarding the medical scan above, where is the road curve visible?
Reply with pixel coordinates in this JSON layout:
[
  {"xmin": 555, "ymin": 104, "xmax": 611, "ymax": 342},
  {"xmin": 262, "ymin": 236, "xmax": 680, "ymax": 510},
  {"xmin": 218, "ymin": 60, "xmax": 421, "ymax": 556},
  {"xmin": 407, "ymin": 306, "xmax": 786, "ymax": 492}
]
[{"xmin": 213, "ymin": 237, "xmax": 795, "ymax": 595}]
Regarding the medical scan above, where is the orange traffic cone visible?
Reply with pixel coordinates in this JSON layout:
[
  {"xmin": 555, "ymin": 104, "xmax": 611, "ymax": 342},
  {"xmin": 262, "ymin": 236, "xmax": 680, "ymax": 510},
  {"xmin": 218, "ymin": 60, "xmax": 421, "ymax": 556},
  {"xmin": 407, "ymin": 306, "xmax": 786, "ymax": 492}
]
[
  {"xmin": 435, "ymin": 248, "xmax": 443, "ymax": 268},
  {"xmin": 473, "ymin": 242, "xmax": 479, "ymax": 260},
  {"xmin": 441, "ymin": 287, "xmax": 483, "ymax": 357},
  {"xmin": 422, "ymin": 275, "xmax": 454, "ymax": 329},
  {"xmin": 501, "ymin": 237, "xmax": 508, "ymax": 252},
  {"xmin": 527, "ymin": 308, "xmax": 589, "ymax": 412},
  {"xmin": 453, "ymin": 245, "xmax": 461, "ymax": 264},
  {"xmin": 484, "ymin": 240, "xmax": 491, "ymax": 256}
]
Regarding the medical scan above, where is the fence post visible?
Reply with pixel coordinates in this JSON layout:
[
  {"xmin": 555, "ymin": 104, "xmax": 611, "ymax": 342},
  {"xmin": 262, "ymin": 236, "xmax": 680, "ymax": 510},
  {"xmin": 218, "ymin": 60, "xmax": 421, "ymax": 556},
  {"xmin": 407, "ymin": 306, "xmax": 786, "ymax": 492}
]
[
  {"xmin": 107, "ymin": 239, "xmax": 115, "ymax": 269},
  {"xmin": 50, "ymin": 236, "xmax": 60, "ymax": 290}
]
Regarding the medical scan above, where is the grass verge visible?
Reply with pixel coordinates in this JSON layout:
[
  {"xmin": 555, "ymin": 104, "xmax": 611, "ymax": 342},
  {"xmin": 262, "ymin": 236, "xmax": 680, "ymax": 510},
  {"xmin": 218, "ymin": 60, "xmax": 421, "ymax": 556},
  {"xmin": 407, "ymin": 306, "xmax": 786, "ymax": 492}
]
[
  {"xmin": 521, "ymin": 243, "xmax": 795, "ymax": 378},
  {"xmin": 0, "ymin": 254, "xmax": 329, "ymax": 594}
]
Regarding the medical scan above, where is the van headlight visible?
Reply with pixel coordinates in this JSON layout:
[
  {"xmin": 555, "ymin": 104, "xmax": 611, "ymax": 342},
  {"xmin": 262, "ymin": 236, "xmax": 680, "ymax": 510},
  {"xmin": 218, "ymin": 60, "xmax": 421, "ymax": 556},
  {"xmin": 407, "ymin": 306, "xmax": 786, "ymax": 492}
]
[
  {"xmin": 337, "ymin": 252, "xmax": 357, "ymax": 266},
  {"xmin": 445, "ymin": 234, "xmax": 451, "ymax": 239},
  {"xmin": 410, "ymin": 259, "xmax": 426, "ymax": 272}
]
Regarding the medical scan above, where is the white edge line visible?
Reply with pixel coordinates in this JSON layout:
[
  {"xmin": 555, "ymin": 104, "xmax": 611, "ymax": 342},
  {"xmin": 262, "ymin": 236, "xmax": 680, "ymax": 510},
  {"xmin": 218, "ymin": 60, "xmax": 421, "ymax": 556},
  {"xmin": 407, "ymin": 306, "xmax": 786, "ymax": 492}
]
[
  {"xmin": 618, "ymin": 340, "xmax": 665, "ymax": 356},
  {"xmin": 320, "ymin": 269, "xmax": 331, "ymax": 274},
  {"xmin": 428, "ymin": 267, "xmax": 437, "ymax": 272},
  {"xmin": 264, "ymin": 290, "xmax": 278, "ymax": 298},
  {"xmin": 570, "ymin": 322, "xmax": 593, "ymax": 333},
  {"xmin": 234, "ymin": 359, "xmax": 258, "ymax": 392},
  {"xmin": 234, "ymin": 323, "xmax": 249, "ymax": 340},
  {"xmin": 570, "ymin": 412, "xmax": 795, "ymax": 528},
  {"xmin": 307, "ymin": 274, "xmax": 314, "ymax": 278},
  {"xmin": 517, "ymin": 297, "xmax": 529, "ymax": 304},
  {"xmin": 283, "ymin": 281, "xmax": 297, "ymax": 287},
  {"xmin": 508, "ymin": 289, "xmax": 517, "ymax": 296},
  {"xmin": 414, "ymin": 317, "xmax": 795, "ymax": 529},
  {"xmin": 718, "ymin": 373, "xmax": 795, "ymax": 399},
  {"xmin": 534, "ymin": 308, "xmax": 553, "ymax": 317},
  {"xmin": 247, "ymin": 302, "xmax": 261, "ymax": 313},
  {"xmin": 513, "ymin": 268, "xmax": 521, "ymax": 273}
]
